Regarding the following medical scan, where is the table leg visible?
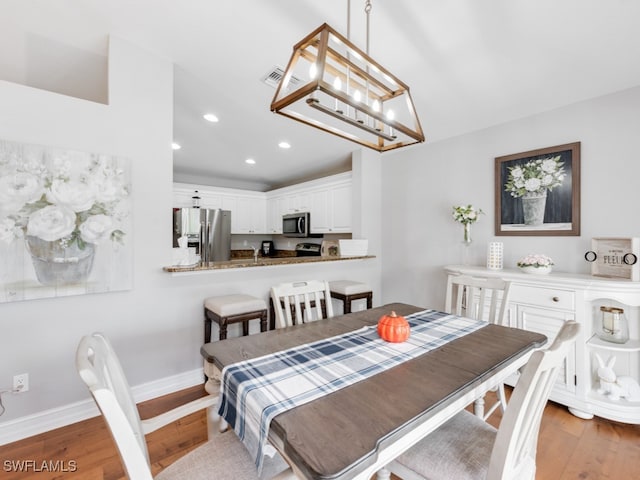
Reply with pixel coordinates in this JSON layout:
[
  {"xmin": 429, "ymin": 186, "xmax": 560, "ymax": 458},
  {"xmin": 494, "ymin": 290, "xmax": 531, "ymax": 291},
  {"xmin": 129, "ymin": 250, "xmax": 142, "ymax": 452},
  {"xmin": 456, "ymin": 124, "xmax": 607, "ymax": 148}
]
[
  {"xmin": 473, "ymin": 395, "xmax": 486, "ymax": 418},
  {"xmin": 203, "ymin": 360, "xmax": 228, "ymax": 437},
  {"xmin": 375, "ymin": 467, "xmax": 391, "ymax": 480}
]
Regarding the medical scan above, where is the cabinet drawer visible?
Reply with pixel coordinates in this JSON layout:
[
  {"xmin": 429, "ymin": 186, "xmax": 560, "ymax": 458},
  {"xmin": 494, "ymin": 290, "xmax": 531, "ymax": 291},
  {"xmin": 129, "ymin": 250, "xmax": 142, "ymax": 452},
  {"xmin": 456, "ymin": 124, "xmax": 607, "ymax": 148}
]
[{"xmin": 510, "ymin": 285, "xmax": 575, "ymax": 310}]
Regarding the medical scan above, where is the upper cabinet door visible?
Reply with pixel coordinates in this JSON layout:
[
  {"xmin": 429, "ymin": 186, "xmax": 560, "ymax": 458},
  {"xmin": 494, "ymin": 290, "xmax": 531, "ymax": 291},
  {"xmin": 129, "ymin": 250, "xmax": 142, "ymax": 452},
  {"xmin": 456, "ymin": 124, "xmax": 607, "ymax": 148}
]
[
  {"xmin": 233, "ymin": 196, "xmax": 267, "ymax": 234},
  {"xmin": 308, "ymin": 181, "xmax": 352, "ymax": 233},
  {"xmin": 330, "ymin": 183, "xmax": 352, "ymax": 232},
  {"xmin": 309, "ymin": 190, "xmax": 331, "ymax": 233},
  {"xmin": 267, "ymin": 196, "xmax": 286, "ymax": 234}
]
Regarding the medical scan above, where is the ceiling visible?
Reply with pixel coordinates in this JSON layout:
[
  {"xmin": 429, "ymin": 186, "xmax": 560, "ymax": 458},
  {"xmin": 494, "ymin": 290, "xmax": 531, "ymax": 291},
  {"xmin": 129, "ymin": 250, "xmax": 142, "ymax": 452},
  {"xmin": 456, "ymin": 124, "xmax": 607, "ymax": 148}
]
[{"xmin": 3, "ymin": 1, "xmax": 640, "ymax": 191}]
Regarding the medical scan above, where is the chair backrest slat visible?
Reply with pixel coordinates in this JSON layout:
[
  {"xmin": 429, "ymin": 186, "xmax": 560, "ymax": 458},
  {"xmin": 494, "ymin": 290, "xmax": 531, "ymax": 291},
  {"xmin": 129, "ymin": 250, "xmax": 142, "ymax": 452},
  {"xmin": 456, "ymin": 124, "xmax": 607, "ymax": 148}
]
[{"xmin": 271, "ymin": 280, "xmax": 334, "ymax": 328}]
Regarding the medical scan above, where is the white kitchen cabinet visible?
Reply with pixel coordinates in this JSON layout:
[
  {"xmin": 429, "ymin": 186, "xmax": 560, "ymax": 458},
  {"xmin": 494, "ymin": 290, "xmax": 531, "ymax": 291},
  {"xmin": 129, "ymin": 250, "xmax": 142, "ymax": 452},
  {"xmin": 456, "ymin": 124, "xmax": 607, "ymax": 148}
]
[
  {"xmin": 173, "ymin": 183, "xmax": 266, "ymax": 234},
  {"xmin": 284, "ymin": 191, "xmax": 311, "ymax": 214},
  {"xmin": 309, "ymin": 189, "xmax": 330, "ymax": 232},
  {"xmin": 174, "ymin": 172, "xmax": 351, "ymax": 236},
  {"xmin": 309, "ymin": 179, "xmax": 352, "ymax": 233},
  {"xmin": 329, "ymin": 182, "xmax": 352, "ymax": 232},
  {"xmin": 266, "ymin": 196, "xmax": 286, "ymax": 234},
  {"xmin": 445, "ymin": 265, "xmax": 640, "ymax": 425},
  {"xmin": 173, "ymin": 187, "xmax": 222, "ymax": 209},
  {"xmin": 233, "ymin": 195, "xmax": 266, "ymax": 234}
]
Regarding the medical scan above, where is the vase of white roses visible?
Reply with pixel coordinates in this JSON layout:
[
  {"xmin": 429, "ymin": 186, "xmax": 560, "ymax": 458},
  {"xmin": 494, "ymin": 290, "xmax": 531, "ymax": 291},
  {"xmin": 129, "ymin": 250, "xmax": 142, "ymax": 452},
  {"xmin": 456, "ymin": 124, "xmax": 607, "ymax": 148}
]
[
  {"xmin": 0, "ymin": 145, "xmax": 128, "ymax": 286},
  {"xmin": 504, "ymin": 155, "xmax": 565, "ymax": 226},
  {"xmin": 452, "ymin": 204, "xmax": 483, "ymax": 245}
]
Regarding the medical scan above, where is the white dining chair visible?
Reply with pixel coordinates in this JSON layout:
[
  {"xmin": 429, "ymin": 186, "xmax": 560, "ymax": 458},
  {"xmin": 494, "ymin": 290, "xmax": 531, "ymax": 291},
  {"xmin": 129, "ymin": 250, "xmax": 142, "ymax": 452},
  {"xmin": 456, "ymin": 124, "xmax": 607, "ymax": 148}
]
[
  {"xmin": 76, "ymin": 332, "xmax": 292, "ymax": 480},
  {"xmin": 445, "ymin": 274, "xmax": 511, "ymax": 325},
  {"xmin": 270, "ymin": 280, "xmax": 334, "ymax": 328},
  {"xmin": 385, "ymin": 320, "xmax": 579, "ymax": 480},
  {"xmin": 445, "ymin": 274, "xmax": 512, "ymax": 420}
]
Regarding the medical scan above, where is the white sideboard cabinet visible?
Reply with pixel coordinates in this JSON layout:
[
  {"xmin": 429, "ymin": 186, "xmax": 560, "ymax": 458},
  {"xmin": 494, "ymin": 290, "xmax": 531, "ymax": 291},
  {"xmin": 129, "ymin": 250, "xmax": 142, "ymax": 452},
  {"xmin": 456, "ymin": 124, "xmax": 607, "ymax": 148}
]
[{"xmin": 445, "ymin": 265, "xmax": 640, "ymax": 424}]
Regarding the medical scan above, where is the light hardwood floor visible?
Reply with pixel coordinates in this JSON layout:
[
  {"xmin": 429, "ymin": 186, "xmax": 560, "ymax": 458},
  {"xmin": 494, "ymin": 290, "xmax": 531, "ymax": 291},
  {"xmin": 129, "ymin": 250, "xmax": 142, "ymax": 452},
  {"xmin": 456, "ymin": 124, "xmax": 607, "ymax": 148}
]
[{"xmin": 1, "ymin": 385, "xmax": 638, "ymax": 479}]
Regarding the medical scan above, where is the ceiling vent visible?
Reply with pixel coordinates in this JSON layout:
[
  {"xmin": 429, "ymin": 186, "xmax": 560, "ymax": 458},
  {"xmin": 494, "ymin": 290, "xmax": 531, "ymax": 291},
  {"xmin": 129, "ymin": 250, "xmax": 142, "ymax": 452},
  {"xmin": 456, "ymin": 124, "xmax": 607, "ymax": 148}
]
[{"xmin": 261, "ymin": 66, "xmax": 301, "ymax": 91}]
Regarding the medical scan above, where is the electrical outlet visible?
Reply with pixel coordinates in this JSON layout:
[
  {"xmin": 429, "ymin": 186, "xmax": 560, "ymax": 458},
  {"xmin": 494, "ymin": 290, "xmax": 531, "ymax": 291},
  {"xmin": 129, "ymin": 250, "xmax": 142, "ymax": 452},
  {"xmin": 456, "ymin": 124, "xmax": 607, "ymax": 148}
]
[{"xmin": 13, "ymin": 373, "xmax": 29, "ymax": 392}]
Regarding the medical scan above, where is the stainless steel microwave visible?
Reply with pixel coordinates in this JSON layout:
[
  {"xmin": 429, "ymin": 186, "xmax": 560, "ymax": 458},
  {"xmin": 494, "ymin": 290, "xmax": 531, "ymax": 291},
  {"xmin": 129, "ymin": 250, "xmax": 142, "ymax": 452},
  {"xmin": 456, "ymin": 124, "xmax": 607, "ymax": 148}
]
[{"xmin": 283, "ymin": 212, "xmax": 310, "ymax": 237}]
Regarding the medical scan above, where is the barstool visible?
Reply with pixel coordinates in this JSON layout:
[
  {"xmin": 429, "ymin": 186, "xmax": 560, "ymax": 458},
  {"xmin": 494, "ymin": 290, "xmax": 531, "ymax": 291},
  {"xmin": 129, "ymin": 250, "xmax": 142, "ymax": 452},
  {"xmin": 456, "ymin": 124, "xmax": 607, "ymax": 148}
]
[
  {"xmin": 204, "ymin": 294, "xmax": 268, "ymax": 341},
  {"xmin": 329, "ymin": 281, "xmax": 373, "ymax": 314}
]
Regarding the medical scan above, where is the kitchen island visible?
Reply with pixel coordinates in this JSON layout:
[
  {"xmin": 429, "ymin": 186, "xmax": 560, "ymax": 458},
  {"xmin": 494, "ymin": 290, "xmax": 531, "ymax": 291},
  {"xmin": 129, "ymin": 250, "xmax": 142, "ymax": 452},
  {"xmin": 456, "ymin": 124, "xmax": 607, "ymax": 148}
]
[{"xmin": 163, "ymin": 254, "xmax": 375, "ymax": 273}]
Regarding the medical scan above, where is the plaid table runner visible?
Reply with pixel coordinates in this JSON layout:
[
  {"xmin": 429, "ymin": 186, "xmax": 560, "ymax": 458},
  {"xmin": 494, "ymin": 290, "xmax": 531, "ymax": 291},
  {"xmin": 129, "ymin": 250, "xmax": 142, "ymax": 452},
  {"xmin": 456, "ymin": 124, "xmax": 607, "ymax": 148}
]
[{"xmin": 217, "ymin": 309, "xmax": 486, "ymax": 471}]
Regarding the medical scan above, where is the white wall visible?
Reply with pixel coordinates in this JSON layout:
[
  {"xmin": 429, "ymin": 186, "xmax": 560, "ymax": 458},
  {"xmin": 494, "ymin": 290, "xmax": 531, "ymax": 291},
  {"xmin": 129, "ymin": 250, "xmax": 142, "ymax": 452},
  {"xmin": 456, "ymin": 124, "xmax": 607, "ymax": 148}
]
[
  {"xmin": 0, "ymin": 36, "xmax": 175, "ymax": 431},
  {"xmin": 0, "ymin": 38, "xmax": 382, "ymax": 442},
  {"xmin": 381, "ymin": 86, "xmax": 640, "ymax": 311}
]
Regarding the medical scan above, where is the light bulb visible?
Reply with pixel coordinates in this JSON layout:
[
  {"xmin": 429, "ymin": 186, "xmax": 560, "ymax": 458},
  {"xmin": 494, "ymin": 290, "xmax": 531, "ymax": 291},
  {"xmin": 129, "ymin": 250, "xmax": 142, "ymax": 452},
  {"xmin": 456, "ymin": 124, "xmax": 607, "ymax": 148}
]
[
  {"xmin": 309, "ymin": 63, "xmax": 318, "ymax": 80},
  {"xmin": 386, "ymin": 110, "xmax": 396, "ymax": 138},
  {"xmin": 372, "ymin": 100, "xmax": 380, "ymax": 112},
  {"xmin": 333, "ymin": 77, "xmax": 343, "ymax": 113},
  {"xmin": 353, "ymin": 90, "xmax": 362, "ymax": 102}
]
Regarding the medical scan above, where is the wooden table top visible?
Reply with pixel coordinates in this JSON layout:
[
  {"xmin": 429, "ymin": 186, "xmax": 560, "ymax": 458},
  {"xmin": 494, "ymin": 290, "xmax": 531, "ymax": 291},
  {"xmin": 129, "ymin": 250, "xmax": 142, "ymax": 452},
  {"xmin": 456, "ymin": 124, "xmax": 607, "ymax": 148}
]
[{"xmin": 201, "ymin": 303, "xmax": 547, "ymax": 480}]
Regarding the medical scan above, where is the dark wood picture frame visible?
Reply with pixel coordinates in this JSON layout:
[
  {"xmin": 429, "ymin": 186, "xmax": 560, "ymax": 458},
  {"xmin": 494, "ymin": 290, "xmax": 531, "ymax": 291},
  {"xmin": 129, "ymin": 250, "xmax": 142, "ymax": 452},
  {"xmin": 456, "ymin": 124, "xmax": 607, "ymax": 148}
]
[{"xmin": 495, "ymin": 142, "xmax": 580, "ymax": 236}]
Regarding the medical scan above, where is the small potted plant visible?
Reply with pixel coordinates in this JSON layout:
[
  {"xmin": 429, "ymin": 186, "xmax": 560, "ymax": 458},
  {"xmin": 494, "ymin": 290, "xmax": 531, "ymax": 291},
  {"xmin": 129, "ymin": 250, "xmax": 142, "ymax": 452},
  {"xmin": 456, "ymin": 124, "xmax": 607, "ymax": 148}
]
[{"xmin": 517, "ymin": 254, "xmax": 554, "ymax": 274}]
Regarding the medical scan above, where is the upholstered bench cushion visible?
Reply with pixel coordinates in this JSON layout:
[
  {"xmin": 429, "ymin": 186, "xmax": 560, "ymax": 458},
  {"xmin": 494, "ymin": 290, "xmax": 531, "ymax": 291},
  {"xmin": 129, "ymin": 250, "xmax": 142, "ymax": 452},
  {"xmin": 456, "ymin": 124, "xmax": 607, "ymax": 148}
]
[
  {"xmin": 204, "ymin": 294, "xmax": 267, "ymax": 317},
  {"xmin": 329, "ymin": 280, "xmax": 372, "ymax": 295}
]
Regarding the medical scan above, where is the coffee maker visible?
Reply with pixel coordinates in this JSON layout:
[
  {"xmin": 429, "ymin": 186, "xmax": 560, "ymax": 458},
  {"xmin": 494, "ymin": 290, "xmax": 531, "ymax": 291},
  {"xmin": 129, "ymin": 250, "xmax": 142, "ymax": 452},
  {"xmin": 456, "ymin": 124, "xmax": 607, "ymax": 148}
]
[{"xmin": 261, "ymin": 240, "xmax": 275, "ymax": 257}]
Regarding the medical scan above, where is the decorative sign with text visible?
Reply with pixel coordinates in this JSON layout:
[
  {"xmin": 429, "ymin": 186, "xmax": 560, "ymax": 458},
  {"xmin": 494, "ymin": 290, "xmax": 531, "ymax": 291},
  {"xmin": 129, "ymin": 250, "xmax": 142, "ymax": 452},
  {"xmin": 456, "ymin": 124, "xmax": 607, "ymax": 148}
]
[{"xmin": 585, "ymin": 237, "xmax": 640, "ymax": 281}]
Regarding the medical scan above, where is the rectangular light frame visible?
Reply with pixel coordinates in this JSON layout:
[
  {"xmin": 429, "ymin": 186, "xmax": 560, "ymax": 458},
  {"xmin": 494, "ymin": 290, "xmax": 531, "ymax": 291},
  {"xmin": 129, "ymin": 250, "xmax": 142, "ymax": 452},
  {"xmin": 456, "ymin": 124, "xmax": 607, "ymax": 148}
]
[{"xmin": 271, "ymin": 23, "xmax": 425, "ymax": 152}]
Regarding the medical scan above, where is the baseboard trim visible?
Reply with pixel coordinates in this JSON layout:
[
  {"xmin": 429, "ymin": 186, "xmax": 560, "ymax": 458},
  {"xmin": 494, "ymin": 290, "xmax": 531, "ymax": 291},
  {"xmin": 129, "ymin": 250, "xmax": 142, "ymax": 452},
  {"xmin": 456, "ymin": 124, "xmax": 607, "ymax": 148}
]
[{"xmin": 0, "ymin": 368, "xmax": 204, "ymax": 446}]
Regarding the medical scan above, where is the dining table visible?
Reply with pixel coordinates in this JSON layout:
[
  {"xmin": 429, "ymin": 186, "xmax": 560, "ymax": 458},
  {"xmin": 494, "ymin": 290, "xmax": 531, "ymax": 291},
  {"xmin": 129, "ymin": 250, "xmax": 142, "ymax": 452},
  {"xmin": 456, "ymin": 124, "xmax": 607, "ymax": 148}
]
[{"xmin": 200, "ymin": 302, "xmax": 547, "ymax": 480}]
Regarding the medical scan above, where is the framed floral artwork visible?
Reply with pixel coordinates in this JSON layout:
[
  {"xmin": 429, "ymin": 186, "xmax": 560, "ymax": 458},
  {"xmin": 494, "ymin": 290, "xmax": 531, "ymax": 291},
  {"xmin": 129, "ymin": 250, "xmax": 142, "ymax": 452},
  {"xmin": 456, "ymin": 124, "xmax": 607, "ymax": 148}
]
[
  {"xmin": 495, "ymin": 142, "xmax": 580, "ymax": 236},
  {"xmin": 0, "ymin": 138, "xmax": 132, "ymax": 303}
]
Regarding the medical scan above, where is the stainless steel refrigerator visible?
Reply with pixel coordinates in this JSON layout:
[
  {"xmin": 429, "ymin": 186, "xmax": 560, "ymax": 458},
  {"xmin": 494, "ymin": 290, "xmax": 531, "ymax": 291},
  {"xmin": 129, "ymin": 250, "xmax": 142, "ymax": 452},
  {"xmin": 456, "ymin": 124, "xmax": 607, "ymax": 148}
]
[{"xmin": 173, "ymin": 208, "xmax": 231, "ymax": 262}]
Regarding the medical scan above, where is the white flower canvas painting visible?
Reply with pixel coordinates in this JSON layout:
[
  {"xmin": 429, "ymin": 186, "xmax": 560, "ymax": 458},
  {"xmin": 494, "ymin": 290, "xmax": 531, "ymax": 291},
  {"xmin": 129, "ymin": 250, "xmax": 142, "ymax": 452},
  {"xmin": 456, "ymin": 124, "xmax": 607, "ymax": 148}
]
[
  {"xmin": 495, "ymin": 142, "xmax": 581, "ymax": 236},
  {"xmin": 0, "ymin": 139, "xmax": 132, "ymax": 303}
]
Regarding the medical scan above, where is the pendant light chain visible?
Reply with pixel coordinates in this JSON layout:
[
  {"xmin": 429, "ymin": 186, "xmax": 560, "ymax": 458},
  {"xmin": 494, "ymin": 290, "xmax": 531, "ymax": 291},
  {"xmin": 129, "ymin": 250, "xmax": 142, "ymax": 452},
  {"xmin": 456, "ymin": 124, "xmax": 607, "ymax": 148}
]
[
  {"xmin": 365, "ymin": 0, "xmax": 372, "ymax": 55},
  {"xmin": 347, "ymin": 0, "xmax": 351, "ymax": 40}
]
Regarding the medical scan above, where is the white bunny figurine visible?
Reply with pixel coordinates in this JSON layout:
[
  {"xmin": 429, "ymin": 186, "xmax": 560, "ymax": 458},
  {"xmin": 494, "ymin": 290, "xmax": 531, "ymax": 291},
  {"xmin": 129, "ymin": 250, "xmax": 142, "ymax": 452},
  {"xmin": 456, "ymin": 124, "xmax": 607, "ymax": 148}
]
[{"xmin": 595, "ymin": 353, "xmax": 640, "ymax": 401}]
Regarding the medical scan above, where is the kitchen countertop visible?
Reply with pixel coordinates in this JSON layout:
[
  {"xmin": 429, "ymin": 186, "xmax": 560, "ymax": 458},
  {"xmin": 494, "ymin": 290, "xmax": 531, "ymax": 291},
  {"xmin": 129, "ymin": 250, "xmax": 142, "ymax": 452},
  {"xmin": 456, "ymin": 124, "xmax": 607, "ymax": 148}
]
[{"xmin": 163, "ymin": 254, "xmax": 376, "ymax": 273}]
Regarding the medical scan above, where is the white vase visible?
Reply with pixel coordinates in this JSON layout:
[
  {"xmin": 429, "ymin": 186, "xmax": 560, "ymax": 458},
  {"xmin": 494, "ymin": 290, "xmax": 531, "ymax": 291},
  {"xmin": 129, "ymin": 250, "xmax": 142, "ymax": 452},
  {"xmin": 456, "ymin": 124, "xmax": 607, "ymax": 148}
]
[
  {"xmin": 25, "ymin": 236, "xmax": 96, "ymax": 286},
  {"xmin": 519, "ymin": 265, "xmax": 552, "ymax": 275},
  {"xmin": 462, "ymin": 223, "xmax": 472, "ymax": 245},
  {"xmin": 522, "ymin": 190, "xmax": 547, "ymax": 226}
]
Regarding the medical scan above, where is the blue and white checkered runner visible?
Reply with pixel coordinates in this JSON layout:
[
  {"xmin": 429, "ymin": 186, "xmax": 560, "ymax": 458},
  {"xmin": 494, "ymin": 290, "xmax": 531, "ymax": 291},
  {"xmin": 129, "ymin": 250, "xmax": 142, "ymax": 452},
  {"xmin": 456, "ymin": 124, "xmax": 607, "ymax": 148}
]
[{"xmin": 217, "ymin": 309, "xmax": 486, "ymax": 471}]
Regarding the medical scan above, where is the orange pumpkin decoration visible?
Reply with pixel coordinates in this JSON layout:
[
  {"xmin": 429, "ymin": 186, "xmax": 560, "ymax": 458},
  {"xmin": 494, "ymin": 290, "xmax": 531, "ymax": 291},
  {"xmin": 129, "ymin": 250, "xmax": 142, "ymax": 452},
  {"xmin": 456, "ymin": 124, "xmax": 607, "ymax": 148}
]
[{"xmin": 377, "ymin": 311, "xmax": 410, "ymax": 343}]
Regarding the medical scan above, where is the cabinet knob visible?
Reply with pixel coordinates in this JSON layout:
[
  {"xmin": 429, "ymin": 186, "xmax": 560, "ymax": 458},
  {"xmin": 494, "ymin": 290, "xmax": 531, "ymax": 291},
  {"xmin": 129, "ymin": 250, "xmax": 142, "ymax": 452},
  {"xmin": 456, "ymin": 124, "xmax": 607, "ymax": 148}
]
[{"xmin": 552, "ymin": 296, "xmax": 560, "ymax": 302}]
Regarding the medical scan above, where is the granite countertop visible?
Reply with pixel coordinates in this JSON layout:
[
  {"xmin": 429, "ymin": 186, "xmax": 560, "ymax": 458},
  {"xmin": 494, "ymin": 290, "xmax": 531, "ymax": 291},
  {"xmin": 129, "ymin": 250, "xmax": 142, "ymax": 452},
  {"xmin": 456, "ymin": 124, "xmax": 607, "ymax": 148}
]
[{"xmin": 163, "ymin": 254, "xmax": 376, "ymax": 273}]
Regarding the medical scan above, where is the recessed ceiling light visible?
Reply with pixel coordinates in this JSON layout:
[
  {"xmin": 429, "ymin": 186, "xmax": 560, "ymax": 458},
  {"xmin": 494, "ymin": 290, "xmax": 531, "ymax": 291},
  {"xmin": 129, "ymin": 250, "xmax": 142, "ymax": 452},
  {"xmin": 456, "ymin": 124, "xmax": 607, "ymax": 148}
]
[
  {"xmin": 172, "ymin": 142, "xmax": 181, "ymax": 150},
  {"xmin": 245, "ymin": 158, "xmax": 256, "ymax": 165},
  {"xmin": 203, "ymin": 113, "xmax": 219, "ymax": 122},
  {"xmin": 278, "ymin": 141, "xmax": 291, "ymax": 149}
]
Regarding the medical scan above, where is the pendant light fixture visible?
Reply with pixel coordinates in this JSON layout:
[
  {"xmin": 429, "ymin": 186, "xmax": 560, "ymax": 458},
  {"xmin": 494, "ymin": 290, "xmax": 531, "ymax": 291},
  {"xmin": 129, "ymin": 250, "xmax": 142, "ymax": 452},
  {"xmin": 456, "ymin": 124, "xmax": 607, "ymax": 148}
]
[{"xmin": 270, "ymin": 0, "xmax": 424, "ymax": 152}]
